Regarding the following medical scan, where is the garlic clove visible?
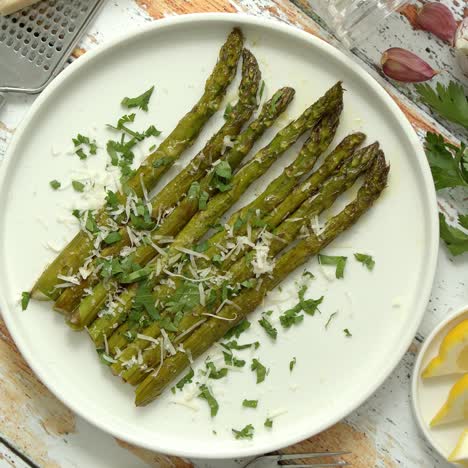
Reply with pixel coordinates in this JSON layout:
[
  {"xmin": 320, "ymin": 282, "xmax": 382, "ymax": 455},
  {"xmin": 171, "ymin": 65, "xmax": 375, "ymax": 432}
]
[
  {"xmin": 455, "ymin": 17, "xmax": 468, "ymax": 78},
  {"xmin": 416, "ymin": 2, "xmax": 458, "ymax": 45},
  {"xmin": 381, "ymin": 48, "xmax": 439, "ymax": 83}
]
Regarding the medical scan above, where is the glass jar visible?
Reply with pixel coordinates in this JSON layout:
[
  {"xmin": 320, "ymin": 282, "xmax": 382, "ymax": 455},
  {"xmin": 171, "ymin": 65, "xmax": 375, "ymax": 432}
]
[{"xmin": 313, "ymin": 0, "xmax": 408, "ymax": 46}]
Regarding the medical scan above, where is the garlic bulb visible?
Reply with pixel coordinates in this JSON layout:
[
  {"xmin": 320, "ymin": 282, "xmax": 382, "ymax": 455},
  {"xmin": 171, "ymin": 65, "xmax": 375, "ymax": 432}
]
[{"xmin": 455, "ymin": 17, "xmax": 468, "ymax": 78}]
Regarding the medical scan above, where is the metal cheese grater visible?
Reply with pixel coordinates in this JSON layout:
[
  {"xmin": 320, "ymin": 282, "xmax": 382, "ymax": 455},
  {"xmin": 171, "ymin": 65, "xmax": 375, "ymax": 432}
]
[{"xmin": 0, "ymin": 0, "xmax": 105, "ymax": 109}]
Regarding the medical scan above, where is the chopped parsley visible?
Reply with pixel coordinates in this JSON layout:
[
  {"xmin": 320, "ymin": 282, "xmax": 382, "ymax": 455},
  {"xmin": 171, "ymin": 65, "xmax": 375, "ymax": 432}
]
[
  {"xmin": 251, "ymin": 358, "xmax": 268, "ymax": 384},
  {"xmin": 344, "ymin": 328, "xmax": 352, "ymax": 337},
  {"xmin": 211, "ymin": 161, "xmax": 232, "ymax": 192},
  {"xmin": 259, "ymin": 80, "xmax": 265, "ymax": 100},
  {"xmin": 206, "ymin": 362, "xmax": 228, "ymax": 380},
  {"xmin": 242, "ymin": 399, "xmax": 258, "ymax": 408},
  {"xmin": 72, "ymin": 133, "xmax": 97, "ymax": 160},
  {"xmin": 104, "ymin": 231, "xmax": 122, "ymax": 245},
  {"xmin": 223, "ymin": 340, "xmax": 259, "ymax": 351},
  {"xmin": 232, "ymin": 424, "xmax": 254, "ymax": 440},
  {"xmin": 153, "ymin": 156, "xmax": 173, "ymax": 168},
  {"xmin": 105, "ymin": 190, "xmax": 120, "ymax": 209},
  {"xmin": 21, "ymin": 291, "xmax": 30, "ymax": 311},
  {"xmin": 121, "ymin": 85, "xmax": 155, "ymax": 112},
  {"xmin": 318, "ymin": 254, "xmax": 347, "ymax": 279},
  {"xmin": 279, "ymin": 285, "xmax": 322, "ymax": 328},
  {"xmin": 133, "ymin": 280, "xmax": 158, "ymax": 320},
  {"xmin": 222, "ymin": 349, "xmax": 246, "ymax": 368},
  {"xmin": 72, "ymin": 180, "xmax": 85, "ymax": 192},
  {"xmin": 224, "ymin": 319, "xmax": 251, "ymax": 340},
  {"xmin": 302, "ymin": 270, "xmax": 315, "ymax": 279},
  {"xmin": 289, "ymin": 357, "xmax": 296, "ymax": 372},
  {"xmin": 198, "ymin": 384, "xmax": 219, "ymax": 417},
  {"xmin": 269, "ymin": 89, "xmax": 283, "ymax": 113},
  {"xmin": 166, "ymin": 281, "xmax": 200, "ymax": 317},
  {"xmin": 325, "ymin": 311, "xmax": 338, "ymax": 329},
  {"xmin": 175, "ymin": 368, "xmax": 194, "ymax": 390},
  {"xmin": 264, "ymin": 418, "xmax": 273, "ymax": 428},
  {"xmin": 258, "ymin": 313, "xmax": 277, "ymax": 340},
  {"xmin": 354, "ymin": 253, "xmax": 375, "ymax": 271},
  {"xmin": 49, "ymin": 180, "xmax": 61, "ymax": 190},
  {"xmin": 199, "ymin": 190, "xmax": 209, "ymax": 210}
]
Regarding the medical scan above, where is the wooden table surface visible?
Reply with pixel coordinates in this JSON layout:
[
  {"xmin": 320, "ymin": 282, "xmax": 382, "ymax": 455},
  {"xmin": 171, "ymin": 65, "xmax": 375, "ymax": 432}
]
[{"xmin": 0, "ymin": 1, "xmax": 466, "ymax": 467}]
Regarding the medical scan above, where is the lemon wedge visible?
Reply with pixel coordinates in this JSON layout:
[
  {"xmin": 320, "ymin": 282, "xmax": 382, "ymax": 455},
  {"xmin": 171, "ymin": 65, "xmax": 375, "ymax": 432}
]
[
  {"xmin": 431, "ymin": 374, "xmax": 468, "ymax": 426},
  {"xmin": 449, "ymin": 429, "xmax": 468, "ymax": 465},
  {"xmin": 422, "ymin": 320, "xmax": 468, "ymax": 378}
]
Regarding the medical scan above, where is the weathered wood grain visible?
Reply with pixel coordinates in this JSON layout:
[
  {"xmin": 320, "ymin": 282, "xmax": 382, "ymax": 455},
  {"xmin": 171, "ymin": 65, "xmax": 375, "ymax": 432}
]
[{"xmin": 0, "ymin": 0, "xmax": 465, "ymax": 467}]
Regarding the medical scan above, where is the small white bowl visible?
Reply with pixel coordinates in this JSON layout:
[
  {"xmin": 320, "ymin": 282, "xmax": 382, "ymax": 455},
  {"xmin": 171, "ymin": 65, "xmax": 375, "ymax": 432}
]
[{"xmin": 411, "ymin": 305, "xmax": 468, "ymax": 464}]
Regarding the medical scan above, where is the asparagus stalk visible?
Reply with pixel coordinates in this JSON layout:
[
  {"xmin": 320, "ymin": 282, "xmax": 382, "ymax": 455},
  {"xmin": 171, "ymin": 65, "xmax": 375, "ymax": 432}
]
[
  {"xmin": 134, "ymin": 153, "xmax": 389, "ymax": 406},
  {"xmin": 117, "ymin": 144, "xmax": 379, "ymax": 384},
  {"xmin": 70, "ymin": 83, "xmax": 344, "ymax": 331},
  {"xmin": 107, "ymin": 131, "xmax": 364, "ymax": 357},
  {"xmin": 53, "ymin": 48, "xmax": 261, "ymax": 315},
  {"xmin": 31, "ymin": 28, "xmax": 244, "ymax": 301}
]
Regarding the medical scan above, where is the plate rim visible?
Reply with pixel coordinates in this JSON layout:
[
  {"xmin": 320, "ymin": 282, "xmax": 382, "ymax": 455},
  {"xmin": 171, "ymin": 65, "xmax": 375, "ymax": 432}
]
[{"xmin": 0, "ymin": 12, "xmax": 439, "ymax": 459}]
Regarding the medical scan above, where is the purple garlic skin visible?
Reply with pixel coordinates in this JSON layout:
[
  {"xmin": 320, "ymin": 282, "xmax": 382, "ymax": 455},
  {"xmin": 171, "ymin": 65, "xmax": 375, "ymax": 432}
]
[
  {"xmin": 416, "ymin": 2, "xmax": 458, "ymax": 45},
  {"xmin": 381, "ymin": 48, "xmax": 438, "ymax": 83}
]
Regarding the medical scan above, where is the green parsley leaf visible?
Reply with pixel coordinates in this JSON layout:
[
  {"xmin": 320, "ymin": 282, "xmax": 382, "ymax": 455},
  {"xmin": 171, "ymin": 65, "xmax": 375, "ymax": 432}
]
[
  {"xmin": 259, "ymin": 80, "xmax": 265, "ymax": 100},
  {"xmin": 354, "ymin": 253, "xmax": 375, "ymax": 271},
  {"xmin": 242, "ymin": 399, "xmax": 258, "ymax": 408},
  {"xmin": 84, "ymin": 211, "xmax": 100, "ymax": 234},
  {"xmin": 258, "ymin": 314, "xmax": 277, "ymax": 340},
  {"xmin": 264, "ymin": 418, "xmax": 273, "ymax": 428},
  {"xmin": 302, "ymin": 270, "xmax": 315, "ymax": 279},
  {"xmin": 223, "ymin": 340, "xmax": 260, "ymax": 351},
  {"xmin": 21, "ymin": 291, "xmax": 30, "ymax": 311},
  {"xmin": 194, "ymin": 240, "xmax": 209, "ymax": 253},
  {"xmin": 223, "ymin": 350, "xmax": 246, "ymax": 368},
  {"xmin": 153, "ymin": 156, "xmax": 173, "ymax": 169},
  {"xmin": 72, "ymin": 180, "xmax": 85, "ymax": 192},
  {"xmin": 232, "ymin": 424, "xmax": 254, "ymax": 440},
  {"xmin": 166, "ymin": 281, "xmax": 200, "ymax": 315},
  {"xmin": 325, "ymin": 311, "xmax": 338, "ymax": 329},
  {"xmin": 104, "ymin": 231, "xmax": 122, "ymax": 245},
  {"xmin": 214, "ymin": 160, "xmax": 232, "ymax": 180},
  {"xmin": 424, "ymin": 132, "xmax": 468, "ymax": 190},
  {"xmin": 289, "ymin": 357, "xmax": 296, "ymax": 372},
  {"xmin": 188, "ymin": 181, "xmax": 200, "ymax": 200},
  {"xmin": 279, "ymin": 304, "xmax": 304, "ymax": 328},
  {"xmin": 224, "ymin": 319, "xmax": 251, "ymax": 340},
  {"xmin": 269, "ymin": 89, "xmax": 282, "ymax": 113},
  {"xmin": 72, "ymin": 134, "xmax": 97, "ymax": 159},
  {"xmin": 105, "ymin": 190, "xmax": 120, "ymax": 209},
  {"xmin": 199, "ymin": 190, "xmax": 209, "ymax": 210},
  {"xmin": 175, "ymin": 368, "xmax": 194, "ymax": 390},
  {"xmin": 198, "ymin": 384, "xmax": 219, "ymax": 417},
  {"xmin": 416, "ymin": 82, "xmax": 468, "ymax": 128},
  {"xmin": 251, "ymin": 358, "xmax": 268, "ymax": 384},
  {"xmin": 439, "ymin": 212, "xmax": 468, "ymax": 256},
  {"xmin": 318, "ymin": 254, "xmax": 347, "ymax": 279},
  {"xmin": 206, "ymin": 362, "xmax": 228, "ymax": 380},
  {"xmin": 149, "ymin": 144, "xmax": 157, "ymax": 152},
  {"xmin": 133, "ymin": 281, "xmax": 158, "ymax": 320},
  {"xmin": 121, "ymin": 85, "xmax": 155, "ymax": 112},
  {"xmin": 49, "ymin": 180, "xmax": 61, "ymax": 190},
  {"xmin": 144, "ymin": 125, "xmax": 161, "ymax": 137},
  {"xmin": 223, "ymin": 102, "xmax": 233, "ymax": 120},
  {"xmin": 344, "ymin": 328, "xmax": 352, "ymax": 337}
]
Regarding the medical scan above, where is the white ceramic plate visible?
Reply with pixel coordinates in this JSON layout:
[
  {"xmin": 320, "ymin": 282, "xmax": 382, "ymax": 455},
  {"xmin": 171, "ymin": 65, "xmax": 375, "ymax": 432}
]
[
  {"xmin": 412, "ymin": 305, "xmax": 468, "ymax": 464},
  {"xmin": 0, "ymin": 14, "xmax": 438, "ymax": 458}
]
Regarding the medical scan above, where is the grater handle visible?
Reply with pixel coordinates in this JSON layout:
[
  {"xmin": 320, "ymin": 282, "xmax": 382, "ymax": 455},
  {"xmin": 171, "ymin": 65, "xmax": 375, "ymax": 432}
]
[{"xmin": 0, "ymin": 93, "xmax": 5, "ymax": 111}]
